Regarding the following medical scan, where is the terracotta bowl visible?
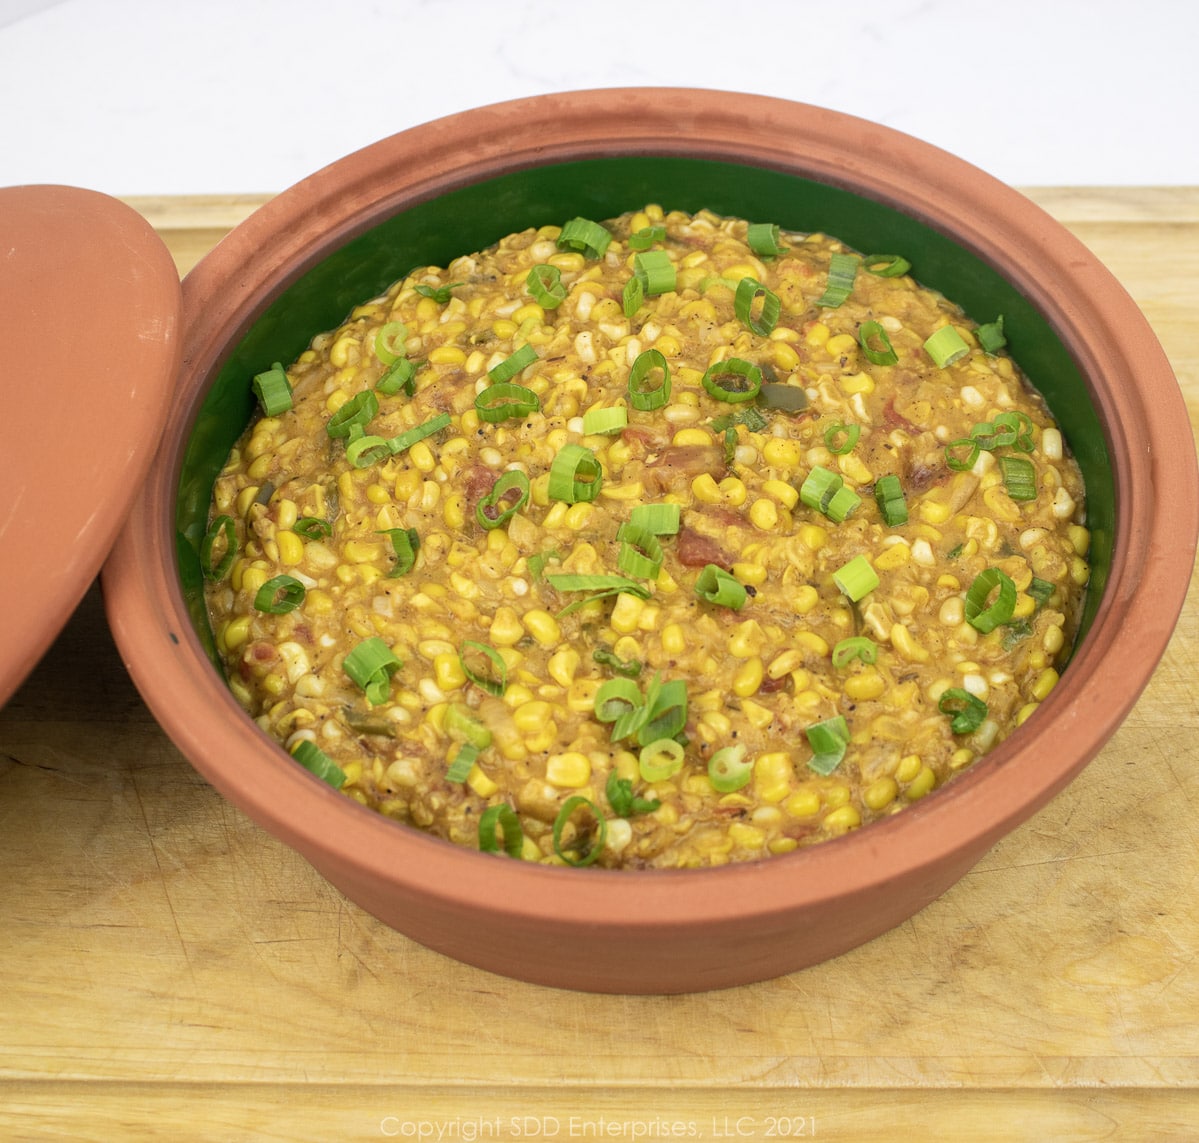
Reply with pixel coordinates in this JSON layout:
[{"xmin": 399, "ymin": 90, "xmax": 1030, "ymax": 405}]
[{"xmin": 103, "ymin": 89, "xmax": 1197, "ymax": 993}]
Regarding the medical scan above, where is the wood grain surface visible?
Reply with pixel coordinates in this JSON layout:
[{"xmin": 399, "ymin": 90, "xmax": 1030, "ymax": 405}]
[{"xmin": 0, "ymin": 189, "xmax": 1196, "ymax": 1142}]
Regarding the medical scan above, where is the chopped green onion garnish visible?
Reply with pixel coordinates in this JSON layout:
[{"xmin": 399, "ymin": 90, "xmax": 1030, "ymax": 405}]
[
  {"xmin": 488, "ymin": 343, "xmax": 538, "ymax": 384},
  {"xmin": 476, "ymin": 469, "xmax": 531, "ymax": 530},
  {"xmin": 823, "ymin": 422, "xmax": 861, "ymax": 455},
  {"xmin": 294, "ymin": 516, "xmax": 332, "ymax": 541},
  {"xmin": 527, "ymin": 549, "xmax": 560, "ymax": 582},
  {"xmin": 978, "ymin": 314, "xmax": 1006, "ymax": 355},
  {"xmin": 413, "ymin": 282, "xmax": 461, "ymax": 304},
  {"xmin": 327, "ymin": 389, "xmax": 379, "ymax": 439},
  {"xmin": 546, "ymin": 572, "xmax": 649, "ymax": 595},
  {"xmin": 254, "ymin": 574, "xmax": 305, "ymax": 614},
  {"xmin": 633, "ymin": 249, "xmax": 676, "ymax": 295},
  {"xmin": 344, "ymin": 636, "xmax": 402, "ymax": 705},
  {"xmin": 594, "ymin": 676, "xmax": 643, "ymax": 725},
  {"xmin": 994, "ymin": 410, "xmax": 1035, "ymax": 452},
  {"xmin": 291, "ymin": 740, "xmax": 346, "ymax": 789},
  {"xmin": 385, "ymin": 412, "xmax": 451, "ymax": 457},
  {"xmin": 806, "ymin": 715, "xmax": 850, "ymax": 776},
  {"xmin": 628, "ymin": 224, "xmax": 666, "ymax": 251},
  {"xmin": 832, "ymin": 636, "xmax": 877, "ymax": 669},
  {"xmin": 552, "ymin": 795, "xmax": 607, "ymax": 867},
  {"xmin": 252, "ymin": 361, "xmax": 292, "ymax": 416},
  {"xmin": 637, "ymin": 676, "xmax": 687, "ymax": 746},
  {"xmin": 526, "ymin": 264, "xmax": 566, "ymax": 309},
  {"xmin": 628, "ymin": 349, "xmax": 671, "ymax": 411},
  {"xmin": 826, "ymin": 485, "xmax": 861, "ymax": 523},
  {"xmin": 547, "ymin": 443, "xmax": 602, "ymax": 503},
  {"xmin": 702, "ymin": 357, "xmax": 762, "ymax": 404},
  {"xmin": 622, "ymin": 273, "xmax": 644, "ymax": 319},
  {"xmin": 863, "ymin": 253, "xmax": 911, "ymax": 278},
  {"xmin": 708, "ymin": 745, "xmax": 752, "ymax": 793},
  {"xmin": 924, "ymin": 325, "xmax": 970, "ymax": 368},
  {"xmin": 1000, "ymin": 455, "xmax": 1037, "ymax": 501},
  {"xmin": 458, "ymin": 639, "xmax": 507, "ymax": 697},
  {"xmin": 965, "ymin": 567, "xmax": 1017, "ymax": 633},
  {"xmin": 616, "ymin": 523, "xmax": 664, "ymax": 580},
  {"xmin": 374, "ymin": 321, "xmax": 408, "ymax": 365},
  {"xmin": 816, "ymin": 252, "xmax": 858, "ymax": 308},
  {"xmin": 873, "ymin": 474, "xmax": 908, "ymax": 526},
  {"xmin": 346, "ymin": 433, "xmax": 392, "ymax": 468},
  {"xmin": 747, "ymin": 222, "xmax": 785, "ymax": 257},
  {"xmin": 474, "ymin": 382, "xmax": 540, "ymax": 424},
  {"xmin": 605, "ymin": 769, "xmax": 659, "ymax": 817},
  {"xmin": 859, "ymin": 320, "xmax": 898, "ymax": 366},
  {"xmin": 445, "ymin": 743, "xmax": 478, "ymax": 783},
  {"xmin": 593, "ymin": 646, "xmax": 643, "ymax": 678},
  {"xmin": 833, "ymin": 555, "xmax": 879, "ymax": 602},
  {"xmin": 446, "ymin": 703, "xmax": 492, "ymax": 750},
  {"xmin": 945, "ymin": 437, "xmax": 981, "ymax": 472},
  {"xmin": 638, "ymin": 738, "xmax": 684, "ymax": 783},
  {"xmin": 938, "ymin": 688, "xmax": 988, "ymax": 734},
  {"xmin": 1028, "ymin": 577, "xmax": 1055, "ymax": 605},
  {"xmin": 628, "ymin": 503, "xmax": 680, "ymax": 535},
  {"xmin": 582, "ymin": 406, "xmax": 628, "ymax": 436},
  {"xmin": 377, "ymin": 356, "xmax": 416, "ymax": 397},
  {"xmin": 378, "ymin": 527, "xmax": 420, "ymax": 577},
  {"xmin": 757, "ymin": 383, "xmax": 808, "ymax": 411},
  {"xmin": 711, "ymin": 405, "xmax": 770, "ymax": 434},
  {"xmin": 800, "ymin": 465, "xmax": 843, "ymax": 513},
  {"xmin": 694, "ymin": 564, "xmax": 747, "ymax": 610},
  {"xmin": 557, "ymin": 217, "xmax": 612, "ymax": 260},
  {"xmin": 734, "ymin": 277, "xmax": 780, "ymax": 336},
  {"xmin": 200, "ymin": 514, "xmax": 237, "ymax": 581},
  {"xmin": 478, "ymin": 803, "xmax": 523, "ymax": 858}
]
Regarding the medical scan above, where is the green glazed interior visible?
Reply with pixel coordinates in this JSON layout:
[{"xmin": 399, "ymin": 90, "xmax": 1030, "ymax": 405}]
[{"xmin": 178, "ymin": 157, "xmax": 1112, "ymax": 662}]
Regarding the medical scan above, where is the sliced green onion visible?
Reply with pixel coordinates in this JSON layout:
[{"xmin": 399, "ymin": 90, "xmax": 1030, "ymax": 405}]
[
  {"xmin": 594, "ymin": 677, "xmax": 643, "ymax": 725},
  {"xmin": 254, "ymin": 574, "xmax": 305, "ymax": 614},
  {"xmin": 327, "ymin": 389, "xmax": 379, "ymax": 439},
  {"xmin": 702, "ymin": 358, "xmax": 762, "ymax": 404},
  {"xmin": 638, "ymin": 738, "xmax": 684, "ymax": 783},
  {"xmin": 346, "ymin": 434, "xmax": 392, "ymax": 468},
  {"xmin": 757, "ymin": 383, "xmax": 808, "ymax": 412},
  {"xmin": 385, "ymin": 412, "xmax": 451, "ymax": 456},
  {"xmin": 711, "ymin": 405, "xmax": 769, "ymax": 434},
  {"xmin": 1000, "ymin": 455, "xmax": 1037, "ymax": 502},
  {"xmin": 637, "ymin": 677, "xmax": 688, "ymax": 746},
  {"xmin": 200, "ymin": 514, "xmax": 237, "ymax": 581},
  {"xmin": 622, "ymin": 273, "xmax": 644, "ymax": 319},
  {"xmin": 628, "ymin": 503, "xmax": 681, "ymax": 535},
  {"xmin": 628, "ymin": 224, "xmax": 666, "ymax": 251},
  {"xmin": 832, "ymin": 637, "xmax": 877, "ymax": 669},
  {"xmin": 475, "ymin": 469, "xmax": 531, "ymax": 530},
  {"xmin": 413, "ymin": 282, "xmax": 461, "ymax": 304},
  {"xmin": 1028, "ymin": 577, "xmax": 1055, "ymax": 605},
  {"xmin": 633, "ymin": 249, "xmax": 676, "ymax": 295},
  {"xmin": 873, "ymin": 474, "xmax": 908, "ymax": 526},
  {"xmin": 478, "ymin": 803, "xmax": 523, "ymax": 858},
  {"xmin": 699, "ymin": 275, "xmax": 741, "ymax": 294},
  {"xmin": 378, "ymin": 527, "xmax": 420, "ymax": 577},
  {"xmin": 474, "ymin": 382, "xmax": 540, "ymax": 424},
  {"xmin": 924, "ymin": 325, "xmax": 970, "ymax": 368},
  {"xmin": 800, "ymin": 465, "xmax": 843, "ymax": 513},
  {"xmin": 863, "ymin": 254, "xmax": 911, "ymax": 278},
  {"xmin": 616, "ymin": 523, "xmax": 664, "ymax": 580},
  {"xmin": 965, "ymin": 567, "xmax": 1017, "ymax": 633},
  {"xmin": 823, "ymin": 422, "xmax": 861, "ymax": 455},
  {"xmin": 377, "ymin": 356, "xmax": 416, "ymax": 397},
  {"xmin": 994, "ymin": 410, "xmax": 1035, "ymax": 452},
  {"xmin": 694, "ymin": 564, "xmax": 747, "ymax": 610},
  {"xmin": 252, "ymin": 361, "xmax": 292, "ymax": 416},
  {"xmin": 978, "ymin": 314, "xmax": 1006, "ymax": 355},
  {"xmin": 526, "ymin": 549, "xmax": 561, "ymax": 581},
  {"xmin": 945, "ymin": 437, "xmax": 981, "ymax": 472},
  {"xmin": 291, "ymin": 740, "xmax": 346, "ymax": 789},
  {"xmin": 458, "ymin": 639, "xmax": 507, "ymax": 697},
  {"xmin": 939, "ymin": 688, "xmax": 988, "ymax": 734},
  {"xmin": 344, "ymin": 636, "xmax": 402, "ymax": 705},
  {"xmin": 628, "ymin": 348, "xmax": 671, "ymax": 411},
  {"xmin": 445, "ymin": 743, "xmax": 478, "ymax": 783},
  {"xmin": 488, "ymin": 343, "xmax": 538, "ymax": 384},
  {"xmin": 547, "ymin": 443, "xmax": 602, "ymax": 503},
  {"xmin": 826, "ymin": 485, "xmax": 861, "ymax": 523},
  {"xmin": 526, "ymin": 264, "xmax": 566, "ymax": 308},
  {"xmin": 374, "ymin": 321, "xmax": 408, "ymax": 365},
  {"xmin": 294, "ymin": 516, "xmax": 333, "ymax": 541},
  {"xmin": 833, "ymin": 555, "xmax": 879, "ymax": 602},
  {"xmin": 859, "ymin": 320, "xmax": 898, "ymax": 366},
  {"xmin": 806, "ymin": 715, "xmax": 850, "ymax": 776},
  {"xmin": 593, "ymin": 646, "xmax": 643, "ymax": 679},
  {"xmin": 708, "ymin": 745, "xmax": 752, "ymax": 793},
  {"xmin": 552, "ymin": 795, "xmax": 607, "ymax": 867},
  {"xmin": 557, "ymin": 217, "xmax": 612, "ymax": 259},
  {"xmin": 605, "ymin": 769, "xmax": 659, "ymax": 817},
  {"xmin": 546, "ymin": 572, "xmax": 649, "ymax": 595},
  {"xmin": 816, "ymin": 252, "xmax": 858, "ymax": 308},
  {"xmin": 446, "ymin": 703, "xmax": 492, "ymax": 750},
  {"xmin": 747, "ymin": 222, "xmax": 785, "ymax": 257},
  {"xmin": 582, "ymin": 406, "xmax": 628, "ymax": 436},
  {"xmin": 734, "ymin": 277, "xmax": 780, "ymax": 337}
]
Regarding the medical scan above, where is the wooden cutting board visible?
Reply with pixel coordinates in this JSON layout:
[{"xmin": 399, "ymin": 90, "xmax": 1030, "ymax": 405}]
[{"xmin": 0, "ymin": 189, "xmax": 1196, "ymax": 1142}]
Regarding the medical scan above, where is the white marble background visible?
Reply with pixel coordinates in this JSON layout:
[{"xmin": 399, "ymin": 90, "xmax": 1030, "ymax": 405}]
[{"xmin": 2, "ymin": 0, "xmax": 1197, "ymax": 195}]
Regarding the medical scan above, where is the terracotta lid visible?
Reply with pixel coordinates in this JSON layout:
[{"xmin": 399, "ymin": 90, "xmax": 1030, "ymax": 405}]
[{"xmin": 0, "ymin": 186, "xmax": 181, "ymax": 706}]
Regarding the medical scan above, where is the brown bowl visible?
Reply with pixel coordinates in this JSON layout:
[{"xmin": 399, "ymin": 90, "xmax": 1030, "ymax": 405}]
[{"xmin": 103, "ymin": 89, "xmax": 1197, "ymax": 993}]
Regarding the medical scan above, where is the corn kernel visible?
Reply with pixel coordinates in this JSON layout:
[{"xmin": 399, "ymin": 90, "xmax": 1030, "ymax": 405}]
[
  {"xmin": 522, "ymin": 608, "xmax": 561, "ymax": 647},
  {"xmin": 221, "ymin": 616, "xmax": 252, "ymax": 652},
  {"xmin": 794, "ymin": 631, "xmax": 829, "ymax": 657},
  {"xmin": 1032, "ymin": 667, "xmax": 1060, "ymax": 701},
  {"xmin": 792, "ymin": 585, "xmax": 819, "ymax": 614},
  {"xmin": 905, "ymin": 765, "xmax": 936, "ymax": 800},
  {"xmin": 433, "ymin": 652, "xmax": 466, "ymax": 692},
  {"xmin": 545, "ymin": 751, "xmax": 592, "ymax": 788},
  {"xmin": 770, "ymin": 340, "xmax": 800, "ymax": 371},
  {"xmin": 691, "ymin": 472, "xmax": 721, "ymax": 503},
  {"xmin": 784, "ymin": 788, "xmax": 821, "ymax": 818},
  {"xmin": 863, "ymin": 776, "xmax": 899, "ymax": 812},
  {"xmin": 731, "ymin": 657, "xmax": 764, "ymax": 698},
  {"xmin": 489, "ymin": 606, "xmax": 524, "ymax": 647},
  {"xmin": 1016, "ymin": 701, "xmax": 1040, "ymax": 727},
  {"xmin": 873, "ymin": 542, "xmax": 911, "ymax": 571},
  {"xmin": 890, "ymin": 623, "xmax": 930, "ymax": 663},
  {"xmin": 466, "ymin": 766, "xmax": 499, "ymax": 798},
  {"xmin": 660, "ymin": 623, "xmax": 686, "ymax": 656},
  {"xmin": 727, "ymin": 619, "xmax": 764, "ymax": 659},
  {"xmin": 762, "ymin": 438, "xmax": 802, "ymax": 469},
  {"xmin": 748, "ymin": 498, "xmax": 779, "ymax": 531},
  {"xmin": 762, "ymin": 479, "xmax": 799, "ymax": 510},
  {"xmin": 728, "ymin": 822, "xmax": 766, "ymax": 849},
  {"xmin": 798, "ymin": 523, "xmax": 828, "ymax": 551},
  {"xmin": 825, "ymin": 333, "xmax": 856, "ymax": 357},
  {"xmin": 823, "ymin": 804, "xmax": 861, "ymax": 834},
  {"xmin": 730, "ymin": 561, "xmax": 767, "ymax": 587},
  {"xmin": 277, "ymin": 529, "xmax": 304, "ymax": 566},
  {"xmin": 844, "ymin": 667, "xmax": 885, "ymax": 701},
  {"xmin": 428, "ymin": 345, "xmax": 467, "ymax": 366}
]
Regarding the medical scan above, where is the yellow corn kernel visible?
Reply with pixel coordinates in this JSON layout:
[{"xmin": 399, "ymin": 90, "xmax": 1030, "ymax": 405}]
[
  {"xmin": 691, "ymin": 472, "xmax": 721, "ymax": 503},
  {"xmin": 1067, "ymin": 524, "xmax": 1091, "ymax": 556},
  {"xmin": 728, "ymin": 822, "xmax": 766, "ymax": 850},
  {"xmin": 660, "ymin": 623, "xmax": 686, "ymax": 656},
  {"xmin": 950, "ymin": 747, "xmax": 974, "ymax": 771},
  {"xmin": 823, "ymin": 804, "xmax": 861, "ymax": 834},
  {"xmin": 805, "ymin": 321, "xmax": 830, "ymax": 347},
  {"xmin": 1070, "ymin": 556, "xmax": 1090, "ymax": 587},
  {"xmin": 489, "ymin": 606, "xmax": 524, "ymax": 647},
  {"xmin": 522, "ymin": 608, "xmax": 561, "ymax": 648},
  {"xmin": 769, "ymin": 837, "xmax": 799, "ymax": 855},
  {"xmin": 466, "ymin": 766, "xmax": 499, "ymax": 798},
  {"xmin": 890, "ymin": 622, "xmax": 930, "ymax": 663},
  {"xmin": 770, "ymin": 340, "xmax": 800, "ymax": 371},
  {"xmin": 547, "ymin": 647, "xmax": 580, "ymax": 688},
  {"xmin": 672, "ymin": 427, "xmax": 712, "ymax": 447},
  {"xmin": 872, "ymin": 542, "xmax": 910, "ymax": 571},
  {"xmin": 905, "ymin": 765, "xmax": 936, "ymax": 800},
  {"xmin": 512, "ymin": 700, "xmax": 553, "ymax": 735},
  {"xmin": 794, "ymin": 631, "xmax": 829, "ymax": 657},
  {"xmin": 1011, "ymin": 591, "xmax": 1036, "ymax": 620},
  {"xmin": 823, "ymin": 783, "xmax": 851, "ymax": 809},
  {"xmin": 727, "ymin": 619, "xmax": 764, "ymax": 659},
  {"xmin": 394, "ymin": 469, "xmax": 422, "ymax": 502},
  {"xmin": 762, "ymin": 479, "xmax": 799, "ymax": 510},
  {"xmin": 441, "ymin": 491, "xmax": 466, "ymax": 530},
  {"xmin": 342, "ymin": 540, "xmax": 383, "ymax": 564},
  {"xmin": 730, "ymin": 561, "xmax": 767, "ymax": 587},
  {"xmin": 894, "ymin": 754, "xmax": 922, "ymax": 783},
  {"xmin": 221, "ymin": 615, "xmax": 252, "ymax": 652},
  {"xmin": 408, "ymin": 440, "xmax": 437, "ymax": 473},
  {"xmin": 1016, "ymin": 701, "xmax": 1039, "ymax": 727},
  {"xmin": 328, "ymin": 335, "xmax": 359, "ymax": 369},
  {"xmin": 982, "ymin": 485, "xmax": 1022, "ymax": 523},
  {"xmin": 797, "ymin": 523, "xmax": 828, "ymax": 552},
  {"xmin": 365, "ymin": 482, "xmax": 391, "ymax": 506},
  {"xmin": 731, "ymin": 657, "xmax": 764, "ymax": 698},
  {"xmin": 599, "ymin": 480, "xmax": 645, "ymax": 502},
  {"xmin": 748, "ymin": 497, "xmax": 779, "ymax": 531},
  {"xmin": 240, "ymin": 566, "xmax": 269, "ymax": 597},
  {"xmin": 698, "ymin": 710, "xmax": 733, "ymax": 741},
  {"xmin": 844, "ymin": 666, "xmax": 885, "ymax": 701},
  {"xmin": 863, "ymin": 776, "xmax": 899, "ymax": 812},
  {"xmin": 274, "ymin": 498, "xmax": 298, "ymax": 531},
  {"xmin": 427, "ymin": 345, "xmax": 467, "ymax": 366},
  {"xmin": 740, "ymin": 700, "xmax": 774, "ymax": 729},
  {"xmin": 563, "ymin": 502, "xmax": 595, "ymax": 531},
  {"xmin": 545, "ymin": 751, "xmax": 592, "ymax": 789},
  {"xmin": 918, "ymin": 497, "xmax": 953, "ymax": 525},
  {"xmin": 271, "ymin": 530, "xmax": 301, "ymax": 567},
  {"xmin": 1031, "ymin": 667, "xmax": 1060, "ymax": 701},
  {"xmin": 762, "ymin": 437, "xmax": 802, "ymax": 469},
  {"xmin": 839, "ymin": 371, "xmax": 874, "ymax": 396},
  {"xmin": 784, "ymin": 788, "xmax": 821, "ymax": 818},
  {"xmin": 433, "ymin": 652, "xmax": 466, "ymax": 692},
  {"xmin": 609, "ymin": 592, "xmax": 645, "ymax": 635},
  {"xmin": 825, "ymin": 333, "xmax": 856, "ymax": 357},
  {"xmin": 838, "ymin": 452, "xmax": 873, "ymax": 484}
]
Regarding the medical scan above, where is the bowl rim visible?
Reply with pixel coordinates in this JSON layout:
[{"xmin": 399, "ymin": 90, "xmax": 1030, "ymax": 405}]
[{"xmin": 104, "ymin": 88, "xmax": 1197, "ymax": 937}]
